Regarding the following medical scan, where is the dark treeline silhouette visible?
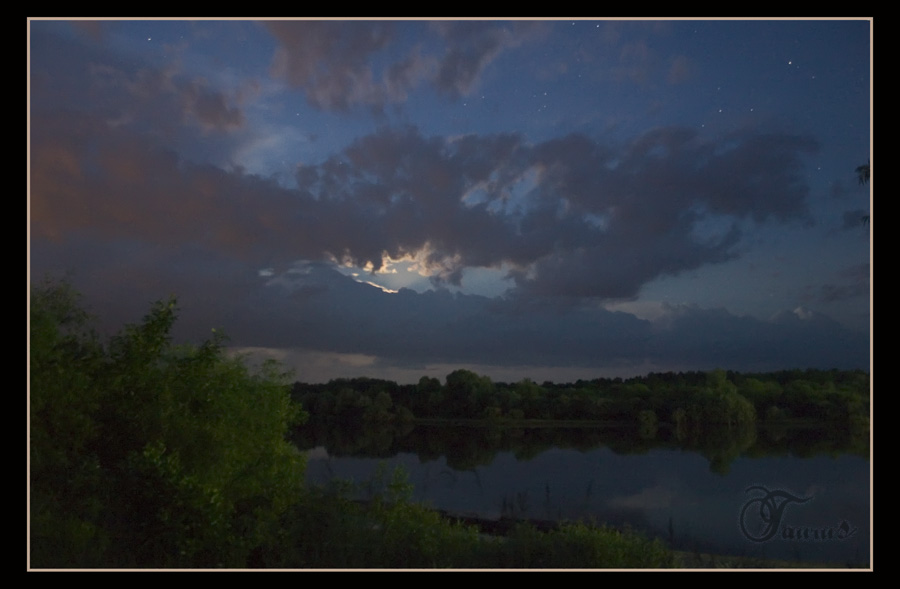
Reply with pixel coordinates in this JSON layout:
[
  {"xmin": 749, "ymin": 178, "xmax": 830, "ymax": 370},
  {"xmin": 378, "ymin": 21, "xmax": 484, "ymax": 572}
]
[
  {"xmin": 291, "ymin": 367, "xmax": 870, "ymax": 433},
  {"xmin": 292, "ymin": 368, "xmax": 869, "ymax": 477}
]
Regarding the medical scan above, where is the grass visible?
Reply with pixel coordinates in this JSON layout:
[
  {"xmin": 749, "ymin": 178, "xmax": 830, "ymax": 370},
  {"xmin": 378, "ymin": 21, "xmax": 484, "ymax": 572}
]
[{"xmin": 256, "ymin": 467, "xmax": 674, "ymax": 569}]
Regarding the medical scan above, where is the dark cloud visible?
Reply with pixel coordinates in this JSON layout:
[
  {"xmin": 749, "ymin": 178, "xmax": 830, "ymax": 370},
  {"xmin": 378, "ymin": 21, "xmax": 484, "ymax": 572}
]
[
  {"xmin": 31, "ymin": 112, "xmax": 269, "ymax": 255},
  {"xmin": 293, "ymin": 125, "xmax": 816, "ymax": 299},
  {"xmin": 31, "ymin": 107, "xmax": 818, "ymax": 302},
  {"xmin": 32, "ymin": 252, "xmax": 865, "ymax": 377},
  {"xmin": 430, "ymin": 21, "xmax": 542, "ymax": 98},
  {"xmin": 266, "ymin": 20, "xmax": 397, "ymax": 110},
  {"xmin": 645, "ymin": 304, "xmax": 868, "ymax": 371},
  {"xmin": 817, "ymin": 263, "xmax": 870, "ymax": 303},
  {"xmin": 182, "ymin": 80, "xmax": 244, "ymax": 131},
  {"xmin": 69, "ymin": 20, "xmax": 106, "ymax": 42},
  {"xmin": 842, "ymin": 209, "xmax": 870, "ymax": 230},
  {"xmin": 30, "ymin": 25, "xmax": 245, "ymax": 145},
  {"xmin": 265, "ymin": 20, "xmax": 541, "ymax": 110},
  {"xmin": 31, "ymin": 24, "xmax": 817, "ymax": 301}
]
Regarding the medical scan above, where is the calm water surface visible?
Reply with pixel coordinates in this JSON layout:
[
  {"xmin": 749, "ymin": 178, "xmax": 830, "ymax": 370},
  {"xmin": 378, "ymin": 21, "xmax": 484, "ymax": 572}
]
[{"xmin": 305, "ymin": 443, "xmax": 870, "ymax": 566}]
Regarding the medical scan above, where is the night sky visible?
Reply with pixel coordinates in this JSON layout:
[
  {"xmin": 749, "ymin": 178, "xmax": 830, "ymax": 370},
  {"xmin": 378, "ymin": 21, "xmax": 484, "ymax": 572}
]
[{"xmin": 28, "ymin": 19, "xmax": 872, "ymax": 384}]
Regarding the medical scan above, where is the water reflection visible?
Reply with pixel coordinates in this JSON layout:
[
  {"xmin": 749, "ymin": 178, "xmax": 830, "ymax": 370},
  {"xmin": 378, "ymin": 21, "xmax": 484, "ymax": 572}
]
[{"xmin": 300, "ymin": 424, "xmax": 869, "ymax": 567}]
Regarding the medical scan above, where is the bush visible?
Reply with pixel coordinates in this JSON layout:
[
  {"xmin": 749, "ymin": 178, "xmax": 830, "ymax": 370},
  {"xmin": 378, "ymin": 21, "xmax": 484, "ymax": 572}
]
[
  {"xmin": 29, "ymin": 280, "xmax": 307, "ymax": 568},
  {"xmin": 267, "ymin": 467, "xmax": 484, "ymax": 568},
  {"xmin": 499, "ymin": 521, "xmax": 673, "ymax": 568}
]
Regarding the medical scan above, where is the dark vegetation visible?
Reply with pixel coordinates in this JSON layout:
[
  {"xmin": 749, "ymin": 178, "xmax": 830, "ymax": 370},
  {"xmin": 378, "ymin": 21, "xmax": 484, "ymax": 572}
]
[
  {"xmin": 29, "ymin": 279, "xmax": 869, "ymax": 568},
  {"xmin": 292, "ymin": 367, "xmax": 869, "ymax": 479},
  {"xmin": 291, "ymin": 367, "xmax": 870, "ymax": 440},
  {"xmin": 857, "ymin": 158, "xmax": 870, "ymax": 225},
  {"xmin": 30, "ymin": 280, "xmax": 306, "ymax": 568},
  {"xmin": 28, "ymin": 280, "xmax": 672, "ymax": 568}
]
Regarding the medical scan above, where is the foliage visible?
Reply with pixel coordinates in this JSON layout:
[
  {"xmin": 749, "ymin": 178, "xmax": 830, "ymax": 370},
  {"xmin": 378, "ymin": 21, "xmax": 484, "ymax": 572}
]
[
  {"xmin": 497, "ymin": 521, "xmax": 674, "ymax": 568},
  {"xmin": 294, "ymin": 367, "xmax": 868, "ymax": 477},
  {"xmin": 856, "ymin": 159, "xmax": 870, "ymax": 225},
  {"xmin": 637, "ymin": 409, "xmax": 658, "ymax": 439},
  {"xmin": 445, "ymin": 369, "xmax": 496, "ymax": 417},
  {"xmin": 30, "ymin": 280, "xmax": 307, "ymax": 568},
  {"xmin": 263, "ymin": 465, "xmax": 674, "ymax": 569},
  {"xmin": 295, "ymin": 367, "xmax": 869, "ymax": 436},
  {"xmin": 856, "ymin": 160, "xmax": 870, "ymax": 185},
  {"xmin": 265, "ymin": 466, "xmax": 484, "ymax": 568}
]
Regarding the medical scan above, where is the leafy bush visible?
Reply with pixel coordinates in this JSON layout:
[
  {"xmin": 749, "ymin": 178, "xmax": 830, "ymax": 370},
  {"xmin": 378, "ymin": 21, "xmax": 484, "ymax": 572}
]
[
  {"xmin": 29, "ymin": 280, "xmax": 306, "ymax": 568},
  {"xmin": 266, "ymin": 467, "xmax": 484, "ymax": 568}
]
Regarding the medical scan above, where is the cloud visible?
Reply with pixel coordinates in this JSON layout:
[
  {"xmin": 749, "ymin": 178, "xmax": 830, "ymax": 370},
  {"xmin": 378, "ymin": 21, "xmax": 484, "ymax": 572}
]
[
  {"xmin": 28, "ymin": 20, "xmax": 870, "ymax": 385},
  {"xmin": 32, "ymin": 24, "xmax": 817, "ymax": 304},
  {"xmin": 35, "ymin": 251, "xmax": 867, "ymax": 380},
  {"xmin": 609, "ymin": 484, "xmax": 678, "ymax": 510},
  {"xmin": 817, "ymin": 263, "xmax": 870, "ymax": 303},
  {"xmin": 265, "ymin": 20, "xmax": 542, "ymax": 110},
  {"xmin": 647, "ymin": 303, "xmax": 868, "ymax": 370},
  {"xmin": 266, "ymin": 20, "xmax": 397, "ymax": 111},
  {"xmin": 842, "ymin": 209, "xmax": 870, "ymax": 230},
  {"xmin": 69, "ymin": 20, "xmax": 106, "ymax": 42},
  {"xmin": 30, "ymin": 25, "xmax": 245, "ymax": 146},
  {"xmin": 31, "ymin": 104, "xmax": 818, "ymax": 302},
  {"xmin": 667, "ymin": 55, "xmax": 693, "ymax": 84},
  {"xmin": 430, "ymin": 21, "xmax": 542, "ymax": 99},
  {"xmin": 182, "ymin": 79, "xmax": 245, "ymax": 131},
  {"xmin": 293, "ymin": 125, "xmax": 817, "ymax": 299}
]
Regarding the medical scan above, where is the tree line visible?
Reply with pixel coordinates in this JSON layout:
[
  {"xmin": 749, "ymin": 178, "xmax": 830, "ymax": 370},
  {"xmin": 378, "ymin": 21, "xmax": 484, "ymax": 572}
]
[{"xmin": 291, "ymin": 367, "xmax": 870, "ymax": 432}]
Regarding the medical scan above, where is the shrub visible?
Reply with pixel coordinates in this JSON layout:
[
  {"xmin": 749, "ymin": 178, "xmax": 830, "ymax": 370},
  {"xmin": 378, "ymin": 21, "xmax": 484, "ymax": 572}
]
[
  {"xmin": 30, "ymin": 280, "xmax": 306, "ymax": 568},
  {"xmin": 500, "ymin": 521, "xmax": 673, "ymax": 568}
]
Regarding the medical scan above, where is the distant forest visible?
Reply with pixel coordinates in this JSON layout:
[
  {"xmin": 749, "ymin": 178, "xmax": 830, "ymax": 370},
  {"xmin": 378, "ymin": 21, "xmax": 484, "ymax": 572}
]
[{"xmin": 291, "ymin": 368, "xmax": 871, "ymax": 434}]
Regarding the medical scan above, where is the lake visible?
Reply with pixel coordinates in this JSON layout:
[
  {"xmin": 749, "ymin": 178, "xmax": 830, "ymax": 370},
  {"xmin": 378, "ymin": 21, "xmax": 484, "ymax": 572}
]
[{"xmin": 302, "ymin": 424, "xmax": 870, "ymax": 568}]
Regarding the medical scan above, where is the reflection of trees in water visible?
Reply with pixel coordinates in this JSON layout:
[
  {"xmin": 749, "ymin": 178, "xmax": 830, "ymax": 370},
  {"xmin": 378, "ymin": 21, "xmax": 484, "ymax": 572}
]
[
  {"xmin": 581, "ymin": 479, "xmax": 595, "ymax": 514},
  {"xmin": 680, "ymin": 423, "xmax": 759, "ymax": 476},
  {"xmin": 418, "ymin": 464, "xmax": 485, "ymax": 497},
  {"xmin": 295, "ymin": 421, "xmax": 864, "ymax": 480},
  {"xmin": 500, "ymin": 491, "xmax": 531, "ymax": 518},
  {"xmin": 543, "ymin": 482, "xmax": 550, "ymax": 518},
  {"xmin": 471, "ymin": 468, "xmax": 484, "ymax": 495}
]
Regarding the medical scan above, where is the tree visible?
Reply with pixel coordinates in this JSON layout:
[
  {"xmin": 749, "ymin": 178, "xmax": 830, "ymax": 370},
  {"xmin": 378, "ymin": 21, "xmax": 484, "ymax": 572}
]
[
  {"xmin": 856, "ymin": 159, "xmax": 870, "ymax": 225},
  {"xmin": 29, "ymin": 280, "xmax": 109, "ymax": 566},
  {"xmin": 29, "ymin": 280, "xmax": 307, "ymax": 568},
  {"xmin": 445, "ymin": 369, "xmax": 495, "ymax": 417},
  {"xmin": 856, "ymin": 159, "xmax": 870, "ymax": 185}
]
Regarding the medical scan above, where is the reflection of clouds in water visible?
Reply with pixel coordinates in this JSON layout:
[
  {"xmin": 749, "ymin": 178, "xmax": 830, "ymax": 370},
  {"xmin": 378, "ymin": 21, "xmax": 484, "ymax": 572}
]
[
  {"xmin": 304, "ymin": 446, "xmax": 330, "ymax": 460},
  {"xmin": 608, "ymin": 484, "xmax": 679, "ymax": 510},
  {"xmin": 440, "ymin": 468, "xmax": 458, "ymax": 488},
  {"xmin": 299, "ymin": 444, "xmax": 868, "ymax": 565}
]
